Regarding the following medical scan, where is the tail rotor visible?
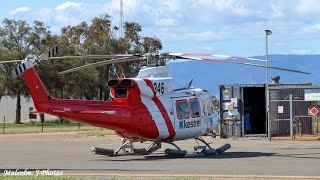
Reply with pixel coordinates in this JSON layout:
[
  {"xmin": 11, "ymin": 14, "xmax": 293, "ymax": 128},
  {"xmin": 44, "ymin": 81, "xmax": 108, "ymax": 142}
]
[{"xmin": 9, "ymin": 44, "xmax": 59, "ymax": 78}]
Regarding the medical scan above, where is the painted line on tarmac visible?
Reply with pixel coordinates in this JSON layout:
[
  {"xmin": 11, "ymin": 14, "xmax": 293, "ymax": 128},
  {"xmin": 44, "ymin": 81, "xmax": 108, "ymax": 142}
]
[{"xmin": 63, "ymin": 172, "xmax": 320, "ymax": 179}]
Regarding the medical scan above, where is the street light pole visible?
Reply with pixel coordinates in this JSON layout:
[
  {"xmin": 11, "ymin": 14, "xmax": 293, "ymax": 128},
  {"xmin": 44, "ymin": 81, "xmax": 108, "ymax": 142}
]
[{"xmin": 265, "ymin": 29, "xmax": 272, "ymax": 141}]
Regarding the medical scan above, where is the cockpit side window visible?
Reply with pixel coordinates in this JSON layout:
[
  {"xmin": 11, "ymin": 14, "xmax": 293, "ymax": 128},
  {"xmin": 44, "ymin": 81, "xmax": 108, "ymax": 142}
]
[
  {"xmin": 190, "ymin": 98, "xmax": 201, "ymax": 118},
  {"xmin": 176, "ymin": 100, "xmax": 190, "ymax": 119}
]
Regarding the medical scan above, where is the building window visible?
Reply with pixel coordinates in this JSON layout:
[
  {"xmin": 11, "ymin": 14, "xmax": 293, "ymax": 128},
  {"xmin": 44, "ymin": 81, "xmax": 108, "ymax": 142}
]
[
  {"xmin": 176, "ymin": 100, "xmax": 190, "ymax": 119},
  {"xmin": 190, "ymin": 98, "xmax": 201, "ymax": 118}
]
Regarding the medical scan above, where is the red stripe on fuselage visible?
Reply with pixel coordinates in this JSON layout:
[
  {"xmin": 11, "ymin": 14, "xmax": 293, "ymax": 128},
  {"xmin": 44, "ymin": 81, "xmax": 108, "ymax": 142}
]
[{"xmin": 143, "ymin": 79, "xmax": 175, "ymax": 140}]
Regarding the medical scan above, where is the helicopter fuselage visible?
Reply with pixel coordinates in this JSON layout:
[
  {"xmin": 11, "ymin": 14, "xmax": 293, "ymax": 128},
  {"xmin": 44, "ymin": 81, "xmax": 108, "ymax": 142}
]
[{"xmin": 23, "ymin": 66, "xmax": 219, "ymax": 142}]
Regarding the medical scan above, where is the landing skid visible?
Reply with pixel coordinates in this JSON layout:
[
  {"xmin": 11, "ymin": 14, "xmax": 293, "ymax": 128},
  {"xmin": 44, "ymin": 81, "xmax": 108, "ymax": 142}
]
[
  {"xmin": 164, "ymin": 137, "xmax": 231, "ymax": 157},
  {"xmin": 194, "ymin": 137, "xmax": 231, "ymax": 155},
  {"xmin": 91, "ymin": 137, "xmax": 231, "ymax": 158},
  {"xmin": 91, "ymin": 138, "xmax": 161, "ymax": 157}
]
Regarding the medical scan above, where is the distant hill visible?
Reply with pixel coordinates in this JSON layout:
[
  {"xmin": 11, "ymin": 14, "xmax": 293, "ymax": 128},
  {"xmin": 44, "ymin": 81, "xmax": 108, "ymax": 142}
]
[{"xmin": 167, "ymin": 54, "xmax": 320, "ymax": 96}]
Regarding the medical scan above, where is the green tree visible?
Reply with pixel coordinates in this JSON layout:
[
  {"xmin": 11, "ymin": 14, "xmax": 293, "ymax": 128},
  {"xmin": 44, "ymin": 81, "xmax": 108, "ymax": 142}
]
[
  {"xmin": 0, "ymin": 15, "xmax": 163, "ymax": 123},
  {"xmin": 0, "ymin": 19, "xmax": 52, "ymax": 123},
  {"xmin": 55, "ymin": 16, "xmax": 163, "ymax": 101},
  {"xmin": 118, "ymin": 22, "xmax": 163, "ymax": 76},
  {"xmin": 39, "ymin": 22, "xmax": 89, "ymax": 99},
  {"xmin": 83, "ymin": 15, "xmax": 113, "ymax": 100},
  {"xmin": 142, "ymin": 37, "xmax": 162, "ymax": 53},
  {"xmin": 0, "ymin": 49, "xmax": 9, "ymax": 99},
  {"xmin": 0, "ymin": 64, "xmax": 5, "ymax": 99}
]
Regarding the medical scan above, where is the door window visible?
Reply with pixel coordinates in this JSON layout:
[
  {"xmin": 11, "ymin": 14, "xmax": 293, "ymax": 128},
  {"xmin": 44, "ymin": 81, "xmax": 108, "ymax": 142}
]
[
  {"xmin": 190, "ymin": 98, "xmax": 201, "ymax": 118},
  {"xmin": 176, "ymin": 100, "xmax": 190, "ymax": 119}
]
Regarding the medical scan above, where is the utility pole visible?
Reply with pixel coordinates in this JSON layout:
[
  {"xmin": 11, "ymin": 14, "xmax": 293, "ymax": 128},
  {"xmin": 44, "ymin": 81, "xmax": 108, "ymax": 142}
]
[
  {"xmin": 265, "ymin": 29, "xmax": 272, "ymax": 141},
  {"xmin": 119, "ymin": 0, "xmax": 124, "ymax": 38}
]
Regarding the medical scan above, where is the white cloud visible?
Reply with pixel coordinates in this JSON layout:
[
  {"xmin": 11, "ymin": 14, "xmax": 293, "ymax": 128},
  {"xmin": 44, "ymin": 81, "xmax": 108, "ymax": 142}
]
[
  {"xmin": 186, "ymin": 31, "xmax": 224, "ymax": 41},
  {"xmin": 155, "ymin": 18, "xmax": 178, "ymax": 26},
  {"xmin": 289, "ymin": 49, "xmax": 313, "ymax": 55},
  {"xmin": 101, "ymin": 0, "xmax": 145, "ymax": 19},
  {"xmin": 140, "ymin": 0, "xmax": 183, "ymax": 27},
  {"xmin": 303, "ymin": 24, "xmax": 320, "ymax": 33},
  {"xmin": 312, "ymin": 24, "xmax": 320, "ymax": 30},
  {"xmin": 295, "ymin": 0, "xmax": 320, "ymax": 16},
  {"xmin": 195, "ymin": 46, "xmax": 219, "ymax": 51},
  {"xmin": 4, "ymin": 0, "xmax": 320, "ymax": 56},
  {"xmin": 55, "ymin": 1, "xmax": 83, "ymax": 11},
  {"xmin": 9, "ymin": 7, "xmax": 31, "ymax": 15},
  {"xmin": 270, "ymin": 2, "xmax": 285, "ymax": 18},
  {"xmin": 189, "ymin": 0, "xmax": 264, "ymax": 23}
]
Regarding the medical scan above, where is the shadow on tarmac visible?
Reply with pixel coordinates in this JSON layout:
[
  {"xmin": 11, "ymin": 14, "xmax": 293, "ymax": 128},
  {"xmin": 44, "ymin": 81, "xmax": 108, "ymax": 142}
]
[
  {"xmin": 275, "ymin": 152, "xmax": 320, "ymax": 159},
  {"xmin": 90, "ymin": 151, "xmax": 276, "ymax": 162}
]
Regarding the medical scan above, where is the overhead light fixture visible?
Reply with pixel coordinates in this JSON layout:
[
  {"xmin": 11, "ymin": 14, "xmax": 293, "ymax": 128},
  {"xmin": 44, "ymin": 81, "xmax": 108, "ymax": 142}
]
[{"xmin": 265, "ymin": 29, "xmax": 272, "ymax": 36}]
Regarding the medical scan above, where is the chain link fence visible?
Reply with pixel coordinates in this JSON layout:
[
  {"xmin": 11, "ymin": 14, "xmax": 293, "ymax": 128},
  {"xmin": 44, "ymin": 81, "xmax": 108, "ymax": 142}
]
[{"xmin": 269, "ymin": 88, "xmax": 320, "ymax": 138}]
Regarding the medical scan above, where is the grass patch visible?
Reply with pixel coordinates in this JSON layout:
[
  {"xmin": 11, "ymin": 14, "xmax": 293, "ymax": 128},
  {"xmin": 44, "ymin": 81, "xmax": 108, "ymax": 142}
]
[{"xmin": 0, "ymin": 120, "xmax": 115, "ymax": 135}]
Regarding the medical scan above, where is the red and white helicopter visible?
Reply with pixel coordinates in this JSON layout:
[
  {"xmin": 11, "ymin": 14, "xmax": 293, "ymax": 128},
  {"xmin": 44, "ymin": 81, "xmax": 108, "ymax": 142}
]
[{"xmin": 1, "ymin": 45, "xmax": 310, "ymax": 157}]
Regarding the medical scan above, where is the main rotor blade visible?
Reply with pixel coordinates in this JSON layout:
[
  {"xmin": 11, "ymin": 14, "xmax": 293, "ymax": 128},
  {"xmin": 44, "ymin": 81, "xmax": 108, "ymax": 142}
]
[
  {"xmin": 0, "ymin": 60, "xmax": 23, "ymax": 64},
  {"xmin": 39, "ymin": 43, "xmax": 59, "ymax": 60},
  {"xmin": 169, "ymin": 53, "xmax": 266, "ymax": 62},
  {"xmin": 50, "ymin": 54, "xmax": 140, "ymax": 60},
  {"xmin": 58, "ymin": 57, "xmax": 140, "ymax": 74},
  {"xmin": 176, "ymin": 56, "xmax": 311, "ymax": 74}
]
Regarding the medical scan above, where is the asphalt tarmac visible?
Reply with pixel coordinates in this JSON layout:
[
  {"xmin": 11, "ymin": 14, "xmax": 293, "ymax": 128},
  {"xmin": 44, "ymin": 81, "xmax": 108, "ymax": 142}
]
[{"xmin": 0, "ymin": 132, "xmax": 319, "ymax": 179}]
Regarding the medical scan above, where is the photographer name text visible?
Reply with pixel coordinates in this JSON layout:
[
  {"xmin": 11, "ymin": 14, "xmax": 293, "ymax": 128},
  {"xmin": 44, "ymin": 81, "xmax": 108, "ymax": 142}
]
[{"xmin": 3, "ymin": 169, "xmax": 63, "ymax": 176}]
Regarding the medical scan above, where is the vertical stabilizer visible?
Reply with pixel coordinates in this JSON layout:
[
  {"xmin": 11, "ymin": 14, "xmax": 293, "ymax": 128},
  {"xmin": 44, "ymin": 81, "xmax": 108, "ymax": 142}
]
[{"xmin": 23, "ymin": 67, "xmax": 51, "ymax": 107}]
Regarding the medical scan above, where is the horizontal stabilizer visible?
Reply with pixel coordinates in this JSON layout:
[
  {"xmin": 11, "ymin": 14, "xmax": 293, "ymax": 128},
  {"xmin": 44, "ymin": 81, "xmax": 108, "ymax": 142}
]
[{"xmin": 78, "ymin": 110, "xmax": 116, "ymax": 115}]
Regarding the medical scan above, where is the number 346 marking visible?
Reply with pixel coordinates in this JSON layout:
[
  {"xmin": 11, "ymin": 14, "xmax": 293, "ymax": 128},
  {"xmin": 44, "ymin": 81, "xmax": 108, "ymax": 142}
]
[{"xmin": 153, "ymin": 82, "xmax": 165, "ymax": 95}]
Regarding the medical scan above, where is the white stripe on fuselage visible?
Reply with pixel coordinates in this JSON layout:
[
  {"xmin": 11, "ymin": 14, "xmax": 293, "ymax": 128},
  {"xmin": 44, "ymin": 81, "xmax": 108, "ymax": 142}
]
[{"xmin": 135, "ymin": 79, "xmax": 169, "ymax": 140}]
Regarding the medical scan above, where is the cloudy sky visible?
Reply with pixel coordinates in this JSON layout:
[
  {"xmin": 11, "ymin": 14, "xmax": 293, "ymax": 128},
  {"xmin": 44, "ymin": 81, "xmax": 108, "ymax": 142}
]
[{"xmin": 1, "ymin": 0, "xmax": 319, "ymax": 56}]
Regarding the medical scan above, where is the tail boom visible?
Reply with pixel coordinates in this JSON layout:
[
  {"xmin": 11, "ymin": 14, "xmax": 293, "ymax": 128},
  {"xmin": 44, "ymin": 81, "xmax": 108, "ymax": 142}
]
[{"xmin": 22, "ymin": 67, "xmax": 157, "ymax": 140}]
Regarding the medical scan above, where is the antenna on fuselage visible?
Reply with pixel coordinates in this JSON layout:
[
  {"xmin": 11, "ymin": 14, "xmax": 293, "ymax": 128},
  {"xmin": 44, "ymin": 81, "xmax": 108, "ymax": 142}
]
[{"xmin": 187, "ymin": 79, "xmax": 193, "ymax": 88}]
